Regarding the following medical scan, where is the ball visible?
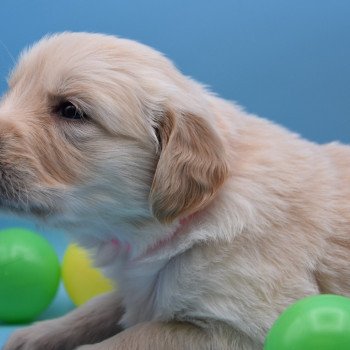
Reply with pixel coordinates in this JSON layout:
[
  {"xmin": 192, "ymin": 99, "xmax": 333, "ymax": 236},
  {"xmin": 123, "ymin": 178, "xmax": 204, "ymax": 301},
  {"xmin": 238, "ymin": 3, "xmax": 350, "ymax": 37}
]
[
  {"xmin": 0, "ymin": 228, "xmax": 60, "ymax": 324},
  {"xmin": 264, "ymin": 294, "xmax": 350, "ymax": 350},
  {"xmin": 62, "ymin": 244, "xmax": 115, "ymax": 306}
]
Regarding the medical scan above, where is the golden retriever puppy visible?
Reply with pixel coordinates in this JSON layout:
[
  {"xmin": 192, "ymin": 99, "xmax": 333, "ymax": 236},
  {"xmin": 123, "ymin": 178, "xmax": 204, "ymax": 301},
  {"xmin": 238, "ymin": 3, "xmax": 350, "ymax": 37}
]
[{"xmin": 2, "ymin": 32, "xmax": 350, "ymax": 350}]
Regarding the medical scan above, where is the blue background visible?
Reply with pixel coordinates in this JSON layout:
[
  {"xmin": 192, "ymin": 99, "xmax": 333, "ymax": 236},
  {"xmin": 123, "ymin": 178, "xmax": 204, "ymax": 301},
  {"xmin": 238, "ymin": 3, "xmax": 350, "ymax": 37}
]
[{"xmin": 0, "ymin": 0, "xmax": 349, "ymax": 347}]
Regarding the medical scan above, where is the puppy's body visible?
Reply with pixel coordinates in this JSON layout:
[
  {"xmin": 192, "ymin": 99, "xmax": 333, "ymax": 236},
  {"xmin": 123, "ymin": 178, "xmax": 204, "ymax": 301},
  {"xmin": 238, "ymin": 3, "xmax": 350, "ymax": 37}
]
[{"xmin": 2, "ymin": 33, "xmax": 350, "ymax": 350}]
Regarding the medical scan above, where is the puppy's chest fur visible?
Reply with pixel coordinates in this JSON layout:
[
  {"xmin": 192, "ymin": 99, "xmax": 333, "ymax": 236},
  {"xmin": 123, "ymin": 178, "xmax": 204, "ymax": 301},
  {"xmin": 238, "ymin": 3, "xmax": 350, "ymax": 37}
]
[{"xmin": 103, "ymin": 254, "xmax": 196, "ymax": 327}]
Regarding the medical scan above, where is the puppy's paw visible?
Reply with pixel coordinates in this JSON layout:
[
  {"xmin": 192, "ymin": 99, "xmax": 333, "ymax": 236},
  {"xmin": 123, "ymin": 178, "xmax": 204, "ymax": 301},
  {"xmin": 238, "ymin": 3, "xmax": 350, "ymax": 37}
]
[{"xmin": 3, "ymin": 320, "xmax": 74, "ymax": 350}]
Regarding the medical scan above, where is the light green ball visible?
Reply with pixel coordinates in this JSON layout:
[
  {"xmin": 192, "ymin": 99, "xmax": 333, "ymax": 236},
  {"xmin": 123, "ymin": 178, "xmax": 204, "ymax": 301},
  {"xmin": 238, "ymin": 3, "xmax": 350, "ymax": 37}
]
[
  {"xmin": 0, "ymin": 228, "xmax": 60, "ymax": 323},
  {"xmin": 264, "ymin": 295, "xmax": 350, "ymax": 350}
]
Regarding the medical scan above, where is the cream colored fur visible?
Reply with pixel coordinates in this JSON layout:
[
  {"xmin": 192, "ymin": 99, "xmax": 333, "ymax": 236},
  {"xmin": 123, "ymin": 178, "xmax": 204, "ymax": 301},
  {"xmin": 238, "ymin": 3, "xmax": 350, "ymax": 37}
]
[{"xmin": 2, "ymin": 32, "xmax": 350, "ymax": 350}]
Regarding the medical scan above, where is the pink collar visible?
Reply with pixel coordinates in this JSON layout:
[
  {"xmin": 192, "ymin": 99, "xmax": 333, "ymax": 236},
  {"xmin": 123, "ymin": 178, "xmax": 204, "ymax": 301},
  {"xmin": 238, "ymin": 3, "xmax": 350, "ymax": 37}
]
[{"xmin": 111, "ymin": 215, "xmax": 194, "ymax": 260}]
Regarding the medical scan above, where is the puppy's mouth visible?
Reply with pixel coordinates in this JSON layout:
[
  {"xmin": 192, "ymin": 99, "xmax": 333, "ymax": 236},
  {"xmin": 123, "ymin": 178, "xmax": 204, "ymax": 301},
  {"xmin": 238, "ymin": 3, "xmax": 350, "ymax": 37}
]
[
  {"xmin": 0, "ymin": 165, "xmax": 56, "ymax": 217},
  {"xmin": 0, "ymin": 171, "xmax": 65, "ymax": 219},
  {"xmin": 0, "ymin": 196, "xmax": 56, "ymax": 218}
]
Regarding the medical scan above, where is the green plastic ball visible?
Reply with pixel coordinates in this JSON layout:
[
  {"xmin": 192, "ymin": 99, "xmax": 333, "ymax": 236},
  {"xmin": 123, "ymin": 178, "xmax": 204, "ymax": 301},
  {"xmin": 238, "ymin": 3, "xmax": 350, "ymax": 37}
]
[
  {"xmin": 264, "ymin": 294, "xmax": 350, "ymax": 350},
  {"xmin": 0, "ymin": 228, "xmax": 60, "ymax": 324}
]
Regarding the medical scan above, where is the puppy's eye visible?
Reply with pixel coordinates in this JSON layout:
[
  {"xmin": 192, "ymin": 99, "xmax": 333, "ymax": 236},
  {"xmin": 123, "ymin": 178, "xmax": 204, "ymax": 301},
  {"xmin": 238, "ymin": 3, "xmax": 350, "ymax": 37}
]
[{"xmin": 57, "ymin": 101, "xmax": 86, "ymax": 120}]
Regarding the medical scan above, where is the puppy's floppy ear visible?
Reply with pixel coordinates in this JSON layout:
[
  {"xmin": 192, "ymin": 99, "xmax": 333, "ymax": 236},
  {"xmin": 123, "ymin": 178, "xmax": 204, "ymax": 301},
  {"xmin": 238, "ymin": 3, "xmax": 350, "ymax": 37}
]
[{"xmin": 150, "ymin": 110, "xmax": 229, "ymax": 223}]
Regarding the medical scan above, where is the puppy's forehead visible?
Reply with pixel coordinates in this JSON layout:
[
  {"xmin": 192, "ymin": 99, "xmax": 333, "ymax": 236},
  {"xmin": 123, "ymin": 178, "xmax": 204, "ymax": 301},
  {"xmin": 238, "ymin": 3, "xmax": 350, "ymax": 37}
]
[
  {"xmin": 10, "ymin": 33, "xmax": 120, "ymax": 92},
  {"xmin": 10, "ymin": 32, "xmax": 169, "ymax": 89},
  {"xmin": 7, "ymin": 33, "xmax": 165, "ymax": 138}
]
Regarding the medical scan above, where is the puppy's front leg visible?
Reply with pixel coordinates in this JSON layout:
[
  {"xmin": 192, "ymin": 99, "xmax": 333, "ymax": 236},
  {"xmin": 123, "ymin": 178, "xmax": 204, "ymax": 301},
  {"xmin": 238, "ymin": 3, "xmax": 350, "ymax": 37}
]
[
  {"xmin": 77, "ymin": 321, "xmax": 260, "ymax": 350},
  {"xmin": 3, "ymin": 292, "xmax": 124, "ymax": 350}
]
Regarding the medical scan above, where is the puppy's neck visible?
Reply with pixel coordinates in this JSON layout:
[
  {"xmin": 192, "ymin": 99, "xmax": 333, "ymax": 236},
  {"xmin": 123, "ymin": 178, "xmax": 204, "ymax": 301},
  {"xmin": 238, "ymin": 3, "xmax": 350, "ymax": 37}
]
[
  {"xmin": 111, "ymin": 213, "xmax": 196, "ymax": 262},
  {"xmin": 137, "ymin": 214, "xmax": 195, "ymax": 260}
]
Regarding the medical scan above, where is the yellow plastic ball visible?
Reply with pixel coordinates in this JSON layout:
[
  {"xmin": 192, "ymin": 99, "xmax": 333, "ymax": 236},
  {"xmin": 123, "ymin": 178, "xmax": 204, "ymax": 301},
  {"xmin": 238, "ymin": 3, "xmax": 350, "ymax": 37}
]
[{"xmin": 62, "ymin": 244, "xmax": 115, "ymax": 306}]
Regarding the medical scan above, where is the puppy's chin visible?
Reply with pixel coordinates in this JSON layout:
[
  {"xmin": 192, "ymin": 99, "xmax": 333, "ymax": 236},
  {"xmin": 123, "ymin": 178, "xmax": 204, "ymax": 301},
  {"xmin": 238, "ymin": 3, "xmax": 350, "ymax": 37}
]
[
  {"xmin": 0, "ymin": 196, "xmax": 58, "ymax": 219},
  {"xmin": 0, "ymin": 200, "xmax": 55, "ymax": 219}
]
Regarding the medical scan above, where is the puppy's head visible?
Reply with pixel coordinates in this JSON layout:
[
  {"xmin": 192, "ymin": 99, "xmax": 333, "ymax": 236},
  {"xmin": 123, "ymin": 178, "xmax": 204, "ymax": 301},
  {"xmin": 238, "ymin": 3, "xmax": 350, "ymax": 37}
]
[{"xmin": 0, "ymin": 32, "xmax": 228, "ymax": 233}]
